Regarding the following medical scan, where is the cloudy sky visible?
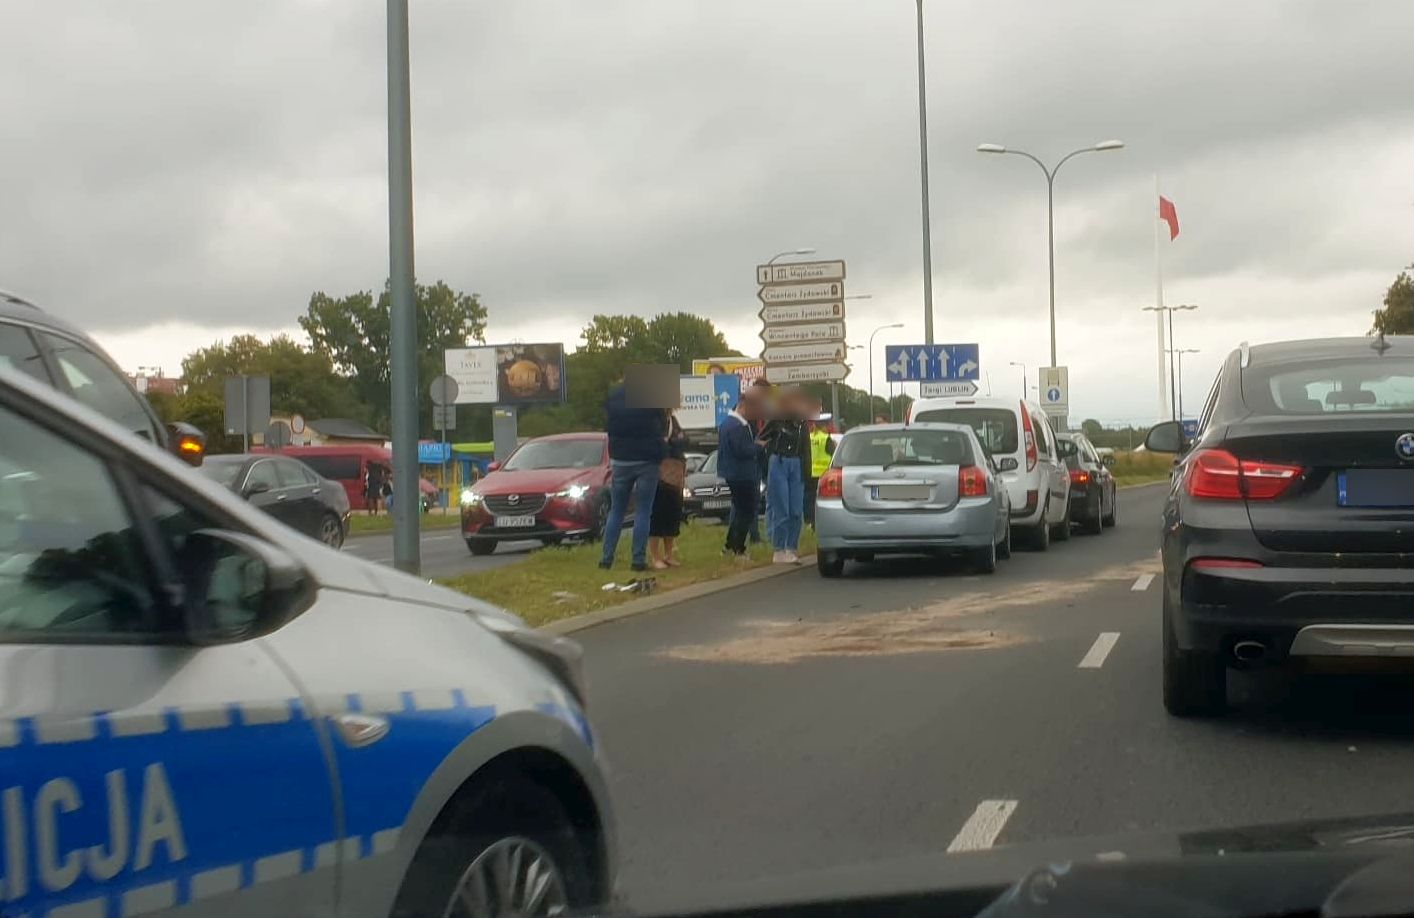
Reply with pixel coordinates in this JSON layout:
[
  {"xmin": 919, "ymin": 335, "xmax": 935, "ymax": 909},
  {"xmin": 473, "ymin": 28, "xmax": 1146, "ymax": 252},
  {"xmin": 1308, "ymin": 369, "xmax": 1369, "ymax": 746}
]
[{"xmin": 3, "ymin": 1, "xmax": 1413, "ymax": 423}]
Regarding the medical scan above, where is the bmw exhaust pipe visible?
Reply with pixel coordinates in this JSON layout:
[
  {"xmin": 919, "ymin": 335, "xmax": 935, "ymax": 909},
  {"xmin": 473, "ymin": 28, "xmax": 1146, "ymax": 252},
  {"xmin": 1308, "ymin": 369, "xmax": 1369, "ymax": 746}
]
[{"xmin": 1233, "ymin": 641, "xmax": 1267, "ymax": 663}]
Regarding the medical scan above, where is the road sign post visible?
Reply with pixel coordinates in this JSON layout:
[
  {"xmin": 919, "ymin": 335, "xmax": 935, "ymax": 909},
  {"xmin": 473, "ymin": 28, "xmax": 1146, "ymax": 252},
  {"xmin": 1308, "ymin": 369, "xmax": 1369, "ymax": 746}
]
[
  {"xmin": 1039, "ymin": 366, "xmax": 1069, "ymax": 429},
  {"xmin": 920, "ymin": 380, "xmax": 979, "ymax": 398},
  {"xmin": 757, "ymin": 259, "xmax": 850, "ymax": 388}
]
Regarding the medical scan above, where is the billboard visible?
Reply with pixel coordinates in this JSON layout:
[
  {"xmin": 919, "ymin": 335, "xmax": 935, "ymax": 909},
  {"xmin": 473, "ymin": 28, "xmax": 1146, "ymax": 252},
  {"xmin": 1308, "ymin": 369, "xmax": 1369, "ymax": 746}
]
[
  {"xmin": 444, "ymin": 347, "xmax": 498, "ymax": 405},
  {"xmin": 690, "ymin": 357, "xmax": 764, "ymax": 384},
  {"xmin": 495, "ymin": 342, "xmax": 566, "ymax": 404},
  {"xmin": 676, "ymin": 374, "xmax": 740, "ymax": 430}
]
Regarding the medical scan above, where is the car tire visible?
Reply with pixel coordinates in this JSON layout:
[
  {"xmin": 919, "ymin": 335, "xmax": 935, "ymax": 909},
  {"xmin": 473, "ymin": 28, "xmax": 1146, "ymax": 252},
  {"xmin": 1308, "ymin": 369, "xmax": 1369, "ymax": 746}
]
[
  {"xmin": 588, "ymin": 493, "xmax": 610, "ymax": 541},
  {"xmin": 1084, "ymin": 494, "xmax": 1103, "ymax": 535},
  {"xmin": 390, "ymin": 775, "xmax": 598, "ymax": 918},
  {"xmin": 317, "ymin": 512, "xmax": 345, "ymax": 549},
  {"xmin": 1162, "ymin": 593, "xmax": 1226, "ymax": 717},
  {"xmin": 1052, "ymin": 499, "xmax": 1072, "ymax": 542},
  {"xmin": 467, "ymin": 539, "xmax": 496, "ymax": 557},
  {"xmin": 817, "ymin": 551, "xmax": 845, "ymax": 578},
  {"xmin": 997, "ymin": 522, "xmax": 1012, "ymax": 560},
  {"xmin": 1026, "ymin": 508, "xmax": 1049, "ymax": 551},
  {"xmin": 1102, "ymin": 489, "xmax": 1117, "ymax": 527},
  {"xmin": 972, "ymin": 540, "xmax": 997, "ymax": 574}
]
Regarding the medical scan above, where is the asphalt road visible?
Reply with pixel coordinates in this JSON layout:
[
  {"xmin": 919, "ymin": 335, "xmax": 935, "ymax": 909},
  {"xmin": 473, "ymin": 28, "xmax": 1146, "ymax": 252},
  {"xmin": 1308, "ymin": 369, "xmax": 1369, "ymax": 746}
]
[
  {"xmin": 580, "ymin": 482, "xmax": 1414, "ymax": 909},
  {"xmin": 342, "ymin": 527, "xmax": 539, "ymax": 578}
]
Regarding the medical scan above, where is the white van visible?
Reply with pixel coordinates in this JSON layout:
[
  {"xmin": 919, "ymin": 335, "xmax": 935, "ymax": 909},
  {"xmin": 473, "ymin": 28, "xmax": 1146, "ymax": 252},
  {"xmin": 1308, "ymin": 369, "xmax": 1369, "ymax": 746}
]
[{"xmin": 909, "ymin": 396, "xmax": 1071, "ymax": 549}]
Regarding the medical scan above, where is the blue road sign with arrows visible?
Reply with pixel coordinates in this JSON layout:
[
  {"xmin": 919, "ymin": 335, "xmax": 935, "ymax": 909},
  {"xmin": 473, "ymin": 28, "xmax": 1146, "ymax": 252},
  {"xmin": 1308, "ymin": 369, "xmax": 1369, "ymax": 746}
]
[{"xmin": 884, "ymin": 344, "xmax": 980, "ymax": 382}]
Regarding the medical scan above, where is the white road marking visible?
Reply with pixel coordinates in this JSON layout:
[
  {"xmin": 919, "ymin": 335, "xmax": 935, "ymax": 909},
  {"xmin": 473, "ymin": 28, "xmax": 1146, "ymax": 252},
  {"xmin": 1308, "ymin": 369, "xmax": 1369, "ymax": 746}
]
[
  {"xmin": 947, "ymin": 799, "xmax": 1018, "ymax": 852},
  {"xmin": 1078, "ymin": 632, "xmax": 1121, "ymax": 669},
  {"xmin": 1131, "ymin": 573, "xmax": 1155, "ymax": 592}
]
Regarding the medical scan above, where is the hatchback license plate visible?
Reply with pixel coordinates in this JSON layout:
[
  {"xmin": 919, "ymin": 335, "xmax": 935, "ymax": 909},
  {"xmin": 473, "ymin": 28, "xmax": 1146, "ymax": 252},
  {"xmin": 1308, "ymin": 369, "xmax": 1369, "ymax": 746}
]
[
  {"xmin": 1338, "ymin": 470, "xmax": 1414, "ymax": 508},
  {"xmin": 872, "ymin": 484, "xmax": 931, "ymax": 501},
  {"xmin": 494, "ymin": 515, "xmax": 537, "ymax": 528}
]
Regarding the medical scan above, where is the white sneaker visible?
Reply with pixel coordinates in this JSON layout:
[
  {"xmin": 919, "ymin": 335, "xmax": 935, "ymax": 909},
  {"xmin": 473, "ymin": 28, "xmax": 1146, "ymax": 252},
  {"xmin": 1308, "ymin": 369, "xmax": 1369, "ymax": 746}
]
[
  {"xmin": 772, "ymin": 550, "xmax": 790, "ymax": 564},
  {"xmin": 786, "ymin": 551, "xmax": 801, "ymax": 564}
]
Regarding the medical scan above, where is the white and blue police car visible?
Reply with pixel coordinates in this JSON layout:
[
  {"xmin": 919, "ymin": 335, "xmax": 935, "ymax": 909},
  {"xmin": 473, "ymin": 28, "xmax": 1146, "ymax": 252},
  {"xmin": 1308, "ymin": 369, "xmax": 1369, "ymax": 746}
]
[{"xmin": 0, "ymin": 366, "xmax": 615, "ymax": 918}]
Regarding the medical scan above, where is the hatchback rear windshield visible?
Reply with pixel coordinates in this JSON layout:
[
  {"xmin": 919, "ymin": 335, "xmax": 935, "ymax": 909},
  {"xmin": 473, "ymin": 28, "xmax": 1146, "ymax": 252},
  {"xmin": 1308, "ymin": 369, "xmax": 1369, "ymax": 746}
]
[
  {"xmin": 504, "ymin": 439, "xmax": 604, "ymax": 470},
  {"xmin": 1250, "ymin": 357, "xmax": 1414, "ymax": 414},
  {"xmin": 834, "ymin": 430, "xmax": 973, "ymax": 467},
  {"xmin": 911, "ymin": 408, "xmax": 1018, "ymax": 455}
]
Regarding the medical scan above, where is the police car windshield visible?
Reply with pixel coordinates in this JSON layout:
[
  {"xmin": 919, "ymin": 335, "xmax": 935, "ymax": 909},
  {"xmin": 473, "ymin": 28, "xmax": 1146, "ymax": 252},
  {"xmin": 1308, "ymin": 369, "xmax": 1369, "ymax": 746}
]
[
  {"xmin": 197, "ymin": 457, "xmax": 245, "ymax": 489},
  {"xmin": 503, "ymin": 439, "xmax": 604, "ymax": 471}
]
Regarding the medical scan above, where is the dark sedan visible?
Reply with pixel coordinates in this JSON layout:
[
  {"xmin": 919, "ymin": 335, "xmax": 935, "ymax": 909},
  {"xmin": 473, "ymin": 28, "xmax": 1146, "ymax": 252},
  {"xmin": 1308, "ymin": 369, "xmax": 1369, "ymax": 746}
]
[
  {"xmin": 682, "ymin": 450, "xmax": 733, "ymax": 520},
  {"xmin": 1145, "ymin": 335, "xmax": 1414, "ymax": 717},
  {"xmin": 199, "ymin": 453, "xmax": 350, "ymax": 547},
  {"xmin": 1057, "ymin": 431, "xmax": 1116, "ymax": 534}
]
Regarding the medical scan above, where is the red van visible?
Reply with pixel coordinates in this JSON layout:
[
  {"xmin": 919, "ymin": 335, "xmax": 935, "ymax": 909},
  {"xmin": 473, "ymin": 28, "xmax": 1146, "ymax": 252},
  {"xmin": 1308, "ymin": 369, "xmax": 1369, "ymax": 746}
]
[{"xmin": 270, "ymin": 445, "xmax": 439, "ymax": 512}]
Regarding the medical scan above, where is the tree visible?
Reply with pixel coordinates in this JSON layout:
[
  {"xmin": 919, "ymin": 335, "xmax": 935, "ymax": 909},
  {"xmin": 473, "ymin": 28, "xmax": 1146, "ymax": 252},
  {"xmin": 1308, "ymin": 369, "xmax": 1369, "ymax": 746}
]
[
  {"xmin": 300, "ymin": 280, "xmax": 488, "ymax": 433},
  {"xmin": 642, "ymin": 312, "xmax": 733, "ymax": 371},
  {"xmin": 1081, "ymin": 418, "xmax": 1103, "ymax": 438},
  {"xmin": 1373, "ymin": 271, "xmax": 1414, "ymax": 335},
  {"xmin": 181, "ymin": 334, "xmax": 369, "ymax": 424}
]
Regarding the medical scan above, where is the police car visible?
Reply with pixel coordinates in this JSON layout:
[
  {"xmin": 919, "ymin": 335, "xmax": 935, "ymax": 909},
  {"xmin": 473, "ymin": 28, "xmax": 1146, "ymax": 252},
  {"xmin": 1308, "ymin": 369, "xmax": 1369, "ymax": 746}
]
[{"xmin": 0, "ymin": 368, "xmax": 614, "ymax": 917}]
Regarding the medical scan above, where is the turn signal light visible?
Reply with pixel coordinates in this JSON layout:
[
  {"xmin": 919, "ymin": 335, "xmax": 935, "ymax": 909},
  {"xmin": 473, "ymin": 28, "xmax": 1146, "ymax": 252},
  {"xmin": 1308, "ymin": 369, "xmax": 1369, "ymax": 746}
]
[
  {"xmin": 1185, "ymin": 449, "xmax": 1302, "ymax": 501},
  {"xmin": 1070, "ymin": 469, "xmax": 1091, "ymax": 485},
  {"xmin": 958, "ymin": 465, "xmax": 989, "ymax": 497},
  {"xmin": 818, "ymin": 468, "xmax": 843, "ymax": 499}
]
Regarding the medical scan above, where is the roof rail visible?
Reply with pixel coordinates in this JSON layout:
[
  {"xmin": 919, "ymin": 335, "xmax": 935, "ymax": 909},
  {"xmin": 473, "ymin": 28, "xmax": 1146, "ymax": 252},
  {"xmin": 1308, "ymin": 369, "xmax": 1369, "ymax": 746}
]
[{"xmin": 0, "ymin": 290, "xmax": 40, "ymax": 311}]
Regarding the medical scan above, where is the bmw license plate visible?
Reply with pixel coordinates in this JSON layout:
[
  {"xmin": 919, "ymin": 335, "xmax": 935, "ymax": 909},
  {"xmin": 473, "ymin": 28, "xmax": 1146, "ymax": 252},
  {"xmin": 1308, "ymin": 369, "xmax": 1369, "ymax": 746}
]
[
  {"xmin": 702, "ymin": 499, "xmax": 729, "ymax": 509},
  {"xmin": 494, "ymin": 515, "xmax": 537, "ymax": 528},
  {"xmin": 1338, "ymin": 470, "xmax": 1414, "ymax": 508}
]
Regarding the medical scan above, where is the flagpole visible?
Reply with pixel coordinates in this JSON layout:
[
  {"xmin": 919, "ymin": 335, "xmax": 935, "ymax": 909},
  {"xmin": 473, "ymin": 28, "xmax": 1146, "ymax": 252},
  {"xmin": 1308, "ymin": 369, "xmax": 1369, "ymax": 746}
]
[{"xmin": 1154, "ymin": 174, "xmax": 1168, "ymax": 421}]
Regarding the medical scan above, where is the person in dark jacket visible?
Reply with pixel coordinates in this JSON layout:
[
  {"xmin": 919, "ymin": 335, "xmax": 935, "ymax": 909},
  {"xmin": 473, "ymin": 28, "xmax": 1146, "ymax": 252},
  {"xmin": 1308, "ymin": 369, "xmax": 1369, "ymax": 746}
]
[
  {"xmin": 719, "ymin": 388, "xmax": 765, "ymax": 556},
  {"xmin": 599, "ymin": 381, "xmax": 667, "ymax": 571}
]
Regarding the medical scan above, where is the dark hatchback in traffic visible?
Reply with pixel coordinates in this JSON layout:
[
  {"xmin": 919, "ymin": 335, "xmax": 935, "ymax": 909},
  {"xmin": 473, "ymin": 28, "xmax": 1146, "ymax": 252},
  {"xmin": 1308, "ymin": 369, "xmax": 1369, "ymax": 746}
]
[
  {"xmin": 199, "ymin": 453, "xmax": 351, "ymax": 547},
  {"xmin": 1146, "ymin": 335, "xmax": 1414, "ymax": 716}
]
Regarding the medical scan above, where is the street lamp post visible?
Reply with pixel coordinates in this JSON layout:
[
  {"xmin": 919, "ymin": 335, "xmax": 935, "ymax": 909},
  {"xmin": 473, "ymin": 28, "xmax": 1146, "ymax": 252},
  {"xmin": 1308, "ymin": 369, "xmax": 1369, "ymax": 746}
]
[
  {"xmin": 869, "ymin": 322, "xmax": 904, "ymax": 422},
  {"xmin": 915, "ymin": 0, "xmax": 934, "ymax": 345},
  {"xmin": 1008, "ymin": 361, "xmax": 1027, "ymax": 399},
  {"xmin": 1142, "ymin": 303, "xmax": 1198, "ymax": 421},
  {"xmin": 977, "ymin": 140, "xmax": 1124, "ymax": 368},
  {"xmin": 1169, "ymin": 348, "xmax": 1199, "ymax": 420},
  {"xmin": 767, "ymin": 247, "xmax": 816, "ymax": 266},
  {"xmin": 837, "ymin": 294, "xmax": 873, "ymax": 422}
]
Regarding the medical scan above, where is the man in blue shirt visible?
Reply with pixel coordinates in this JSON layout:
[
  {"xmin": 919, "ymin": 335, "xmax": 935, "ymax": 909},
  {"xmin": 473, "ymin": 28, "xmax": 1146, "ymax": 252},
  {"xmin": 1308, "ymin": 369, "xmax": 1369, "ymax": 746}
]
[
  {"xmin": 600, "ymin": 381, "xmax": 667, "ymax": 571},
  {"xmin": 718, "ymin": 388, "xmax": 765, "ymax": 556}
]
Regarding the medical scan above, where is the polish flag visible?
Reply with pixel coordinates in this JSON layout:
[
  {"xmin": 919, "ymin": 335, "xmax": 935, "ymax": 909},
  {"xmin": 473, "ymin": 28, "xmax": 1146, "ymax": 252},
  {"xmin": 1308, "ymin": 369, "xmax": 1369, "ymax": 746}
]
[{"xmin": 1158, "ymin": 196, "xmax": 1179, "ymax": 240}]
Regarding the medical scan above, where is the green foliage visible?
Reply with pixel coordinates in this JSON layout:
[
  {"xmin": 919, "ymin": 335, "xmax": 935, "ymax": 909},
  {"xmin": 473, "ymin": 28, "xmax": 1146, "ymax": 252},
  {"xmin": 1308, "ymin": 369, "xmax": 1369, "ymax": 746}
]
[
  {"xmin": 181, "ymin": 334, "xmax": 367, "ymax": 422},
  {"xmin": 1372, "ymin": 271, "xmax": 1414, "ymax": 335},
  {"xmin": 299, "ymin": 280, "xmax": 488, "ymax": 434},
  {"xmin": 1081, "ymin": 418, "xmax": 1103, "ymax": 437}
]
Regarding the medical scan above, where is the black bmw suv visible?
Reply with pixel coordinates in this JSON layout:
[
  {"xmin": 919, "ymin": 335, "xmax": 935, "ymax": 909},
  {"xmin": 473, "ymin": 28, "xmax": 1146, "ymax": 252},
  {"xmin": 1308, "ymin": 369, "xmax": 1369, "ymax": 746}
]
[
  {"xmin": 1145, "ymin": 335, "xmax": 1414, "ymax": 716},
  {"xmin": 0, "ymin": 290, "xmax": 204, "ymax": 463}
]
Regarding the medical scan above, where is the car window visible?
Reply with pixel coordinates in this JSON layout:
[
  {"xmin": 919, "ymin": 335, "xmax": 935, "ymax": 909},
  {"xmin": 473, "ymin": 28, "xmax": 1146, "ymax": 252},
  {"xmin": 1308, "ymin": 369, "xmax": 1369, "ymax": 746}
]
[
  {"xmin": 0, "ymin": 323, "xmax": 50, "ymax": 383},
  {"xmin": 197, "ymin": 457, "xmax": 246, "ymax": 490},
  {"xmin": 1197, "ymin": 374, "xmax": 1221, "ymax": 435},
  {"xmin": 1083, "ymin": 441, "xmax": 1101, "ymax": 465},
  {"xmin": 1031, "ymin": 413, "xmax": 1052, "ymax": 457},
  {"xmin": 274, "ymin": 458, "xmax": 315, "ymax": 487},
  {"xmin": 39, "ymin": 333, "xmax": 159, "ymax": 442},
  {"xmin": 503, "ymin": 439, "xmax": 605, "ymax": 470},
  {"xmin": 912, "ymin": 408, "xmax": 1018, "ymax": 454},
  {"xmin": 702, "ymin": 451, "xmax": 718, "ymax": 475},
  {"xmin": 142, "ymin": 487, "xmax": 261, "ymax": 636},
  {"xmin": 245, "ymin": 460, "xmax": 280, "ymax": 492},
  {"xmin": 297, "ymin": 453, "xmax": 363, "ymax": 481},
  {"xmin": 1246, "ymin": 357, "xmax": 1414, "ymax": 414},
  {"xmin": 835, "ymin": 430, "xmax": 972, "ymax": 467},
  {"xmin": 0, "ymin": 404, "xmax": 162, "ymax": 640}
]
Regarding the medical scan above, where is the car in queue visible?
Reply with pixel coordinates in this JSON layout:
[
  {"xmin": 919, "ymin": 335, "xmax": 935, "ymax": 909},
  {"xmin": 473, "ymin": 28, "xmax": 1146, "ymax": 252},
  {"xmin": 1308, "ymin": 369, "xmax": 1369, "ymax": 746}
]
[
  {"xmin": 814, "ymin": 422, "xmax": 1012, "ymax": 577},
  {"xmin": 909, "ymin": 396, "xmax": 1070, "ymax": 550},
  {"xmin": 1145, "ymin": 335, "xmax": 1414, "ymax": 716},
  {"xmin": 0, "ymin": 289, "xmax": 206, "ymax": 464},
  {"xmin": 684, "ymin": 451, "xmax": 709, "ymax": 474},
  {"xmin": 199, "ymin": 453, "xmax": 351, "ymax": 547},
  {"xmin": 460, "ymin": 432, "xmax": 620, "ymax": 555},
  {"xmin": 0, "ymin": 365, "xmax": 615, "ymax": 918},
  {"xmin": 682, "ymin": 450, "xmax": 733, "ymax": 520},
  {"xmin": 1057, "ymin": 431, "xmax": 1117, "ymax": 535}
]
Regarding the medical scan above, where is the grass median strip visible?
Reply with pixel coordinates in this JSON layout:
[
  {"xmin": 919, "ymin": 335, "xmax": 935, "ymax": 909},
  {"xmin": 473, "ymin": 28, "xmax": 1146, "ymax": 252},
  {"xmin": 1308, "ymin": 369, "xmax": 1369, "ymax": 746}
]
[
  {"xmin": 441, "ymin": 521, "xmax": 817, "ymax": 628},
  {"xmin": 348, "ymin": 512, "xmax": 461, "ymax": 535},
  {"xmin": 1111, "ymin": 450, "xmax": 1174, "ymax": 487}
]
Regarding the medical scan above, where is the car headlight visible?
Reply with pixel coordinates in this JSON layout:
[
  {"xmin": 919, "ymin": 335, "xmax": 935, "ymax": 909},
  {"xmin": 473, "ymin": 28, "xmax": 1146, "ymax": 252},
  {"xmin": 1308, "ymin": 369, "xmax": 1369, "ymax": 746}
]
[
  {"xmin": 460, "ymin": 488, "xmax": 481, "ymax": 506},
  {"xmin": 682, "ymin": 487, "xmax": 692, "ymax": 499},
  {"xmin": 551, "ymin": 484, "xmax": 590, "ymax": 501}
]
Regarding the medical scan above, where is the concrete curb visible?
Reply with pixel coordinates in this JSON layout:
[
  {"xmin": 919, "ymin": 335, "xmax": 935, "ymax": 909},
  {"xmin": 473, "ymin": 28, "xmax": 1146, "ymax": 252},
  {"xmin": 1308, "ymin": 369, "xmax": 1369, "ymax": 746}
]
[{"xmin": 541, "ymin": 555, "xmax": 816, "ymax": 637}]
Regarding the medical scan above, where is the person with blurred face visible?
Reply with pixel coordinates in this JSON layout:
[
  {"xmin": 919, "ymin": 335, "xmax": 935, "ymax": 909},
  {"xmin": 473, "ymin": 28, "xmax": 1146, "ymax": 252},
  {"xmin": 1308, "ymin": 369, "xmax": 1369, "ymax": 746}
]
[
  {"xmin": 759, "ymin": 388, "xmax": 809, "ymax": 563},
  {"xmin": 719, "ymin": 387, "xmax": 765, "ymax": 557}
]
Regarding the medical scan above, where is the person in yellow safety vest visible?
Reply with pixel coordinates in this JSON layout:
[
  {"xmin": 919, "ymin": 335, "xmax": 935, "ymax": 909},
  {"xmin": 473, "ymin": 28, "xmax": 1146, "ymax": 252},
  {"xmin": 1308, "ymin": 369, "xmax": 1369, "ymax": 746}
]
[{"xmin": 804, "ymin": 413, "xmax": 835, "ymax": 526}]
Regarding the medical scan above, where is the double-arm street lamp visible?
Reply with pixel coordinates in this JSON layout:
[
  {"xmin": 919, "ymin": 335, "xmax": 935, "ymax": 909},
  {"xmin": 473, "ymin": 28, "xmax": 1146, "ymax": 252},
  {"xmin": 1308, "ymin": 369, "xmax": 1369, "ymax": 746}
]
[
  {"xmin": 1142, "ymin": 303, "xmax": 1198, "ymax": 421},
  {"xmin": 977, "ymin": 140, "xmax": 1124, "ymax": 368},
  {"xmin": 869, "ymin": 322, "xmax": 905, "ymax": 420}
]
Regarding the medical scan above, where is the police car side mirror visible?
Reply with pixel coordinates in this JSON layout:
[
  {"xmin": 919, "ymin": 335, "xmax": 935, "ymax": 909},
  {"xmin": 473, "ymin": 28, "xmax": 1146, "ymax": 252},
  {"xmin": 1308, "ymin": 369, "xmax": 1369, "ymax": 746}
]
[{"xmin": 179, "ymin": 529, "xmax": 314, "ymax": 644}]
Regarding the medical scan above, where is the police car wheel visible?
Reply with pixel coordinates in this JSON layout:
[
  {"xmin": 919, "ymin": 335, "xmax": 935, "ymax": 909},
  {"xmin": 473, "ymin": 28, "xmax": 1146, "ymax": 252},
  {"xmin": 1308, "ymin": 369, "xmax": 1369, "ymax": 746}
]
[{"xmin": 392, "ymin": 777, "xmax": 594, "ymax": 918}]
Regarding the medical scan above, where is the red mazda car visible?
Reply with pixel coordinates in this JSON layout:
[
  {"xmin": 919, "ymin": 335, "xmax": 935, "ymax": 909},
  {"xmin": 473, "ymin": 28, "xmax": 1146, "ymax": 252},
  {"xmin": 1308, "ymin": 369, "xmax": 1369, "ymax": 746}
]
[{"xmin": 460, "ymin": 432, "xmax": 628, "ymax": 555}]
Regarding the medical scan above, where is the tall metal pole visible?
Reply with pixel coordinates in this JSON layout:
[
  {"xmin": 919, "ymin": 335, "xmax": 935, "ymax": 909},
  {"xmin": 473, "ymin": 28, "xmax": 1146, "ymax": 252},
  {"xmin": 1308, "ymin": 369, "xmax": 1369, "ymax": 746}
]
[
  {"xmin": 241, "ymin": 375, "xmax": 250, "ymax": 453},
  {"xmin": 1045, "ymin": 174, "xmax": 1057, "ymax": 367},
  {"xmin": 387, "ymin": 0, "xmax": 420, "ymax": 574},
  {"xmin": 1167, "ymin": 310, "xmax": 1178, "ymax": 422},
  {"xmin": 915, "ymin": 0, "xmax": 935, "ymax": 345}
]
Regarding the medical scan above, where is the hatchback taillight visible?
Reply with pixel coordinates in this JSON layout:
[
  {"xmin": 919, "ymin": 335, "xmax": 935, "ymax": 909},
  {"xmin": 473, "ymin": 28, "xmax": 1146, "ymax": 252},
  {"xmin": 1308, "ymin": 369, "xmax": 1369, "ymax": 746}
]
[
  {"xmin": 1020, "ymin": 401, "xmax": 1037, "ymax": 472},
  {"xmin": 818, "ymin": 468, "xmax": 843, "ymax": 499},
  {"xmin": 959, "ymin": 465, "xmax": 988, "ymax": 497},
  {"xmin": 1070, "ymin": 469, "xmax": 1091, "ymax": 485},
  {"xmin": 1185, "ymin": 449, "xmax": 1302, "ymax": 501}
]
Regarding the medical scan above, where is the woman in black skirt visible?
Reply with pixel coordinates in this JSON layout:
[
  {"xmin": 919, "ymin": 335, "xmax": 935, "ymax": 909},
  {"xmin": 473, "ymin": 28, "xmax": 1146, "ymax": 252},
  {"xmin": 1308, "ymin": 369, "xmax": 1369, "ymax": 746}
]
[{"xmin": 650, "ymin": 412, "xmax": 689, "ymax": 569}]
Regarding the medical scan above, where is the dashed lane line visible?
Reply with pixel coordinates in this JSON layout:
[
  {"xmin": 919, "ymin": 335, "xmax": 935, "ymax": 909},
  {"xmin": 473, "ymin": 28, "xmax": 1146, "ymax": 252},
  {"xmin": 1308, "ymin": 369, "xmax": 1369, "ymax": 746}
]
[
  {"xmin": 1078, "ymin": 632, "xmax": 1121, "ymax": 669},
  {"xmin": 1131, "ymin": 573, "xmax": 1155, "ymax": 592},
  {"xmin": 947, "ymin": 799, "xmax": 1019, "ymax": 853}
]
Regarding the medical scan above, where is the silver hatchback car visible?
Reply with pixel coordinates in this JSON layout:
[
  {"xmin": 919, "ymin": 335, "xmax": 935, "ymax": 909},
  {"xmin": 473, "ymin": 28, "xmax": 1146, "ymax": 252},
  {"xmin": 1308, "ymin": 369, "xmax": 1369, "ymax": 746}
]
[{"xmin": 814, "ymin": 422, "xmax": 1012, "ymax": 576}]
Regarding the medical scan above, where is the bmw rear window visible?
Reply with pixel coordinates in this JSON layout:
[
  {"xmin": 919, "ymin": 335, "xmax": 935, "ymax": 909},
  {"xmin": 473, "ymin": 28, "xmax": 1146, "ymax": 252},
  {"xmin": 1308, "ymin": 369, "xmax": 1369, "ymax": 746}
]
[
  {"xmin": 1250, "ymin": 357, "xmax": 1414, "ymax": 414},
  {"xmin": 912, "ymin": 408, "xmax": 1018, "ymax": 454}
]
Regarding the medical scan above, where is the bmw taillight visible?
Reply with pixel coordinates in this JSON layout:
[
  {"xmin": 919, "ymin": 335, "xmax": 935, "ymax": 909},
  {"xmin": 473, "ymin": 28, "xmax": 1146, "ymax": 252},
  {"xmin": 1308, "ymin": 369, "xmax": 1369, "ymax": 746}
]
[
  {"xmin": 1020, "ymin": 401, "xmax": 1037, "ymax": 472},
  {"xmin": 818, "ymin": 468, "xmax": 843, "ymax": 499},
  {"xmin": 1185, "ymin": 449, "xmax": 1302, "ymax": 501},
  {"xmin": 1069, "ymin": 469, "xmax": 1090, "ymax": 485},
  {"xmin": 958, "ymin": 465, "xmax": 988, "ymax": 497}
]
